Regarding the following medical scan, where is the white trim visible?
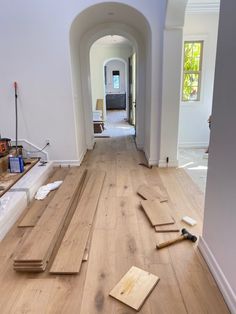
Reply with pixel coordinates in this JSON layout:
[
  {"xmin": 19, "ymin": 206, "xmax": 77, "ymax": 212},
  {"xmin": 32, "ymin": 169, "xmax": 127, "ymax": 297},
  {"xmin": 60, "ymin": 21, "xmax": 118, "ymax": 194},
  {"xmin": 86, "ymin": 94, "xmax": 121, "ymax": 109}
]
[
  {"xmin": 135, "ymin": 138, "xmax": 143, "ymax": 150},
  {"xmin": 144, "ymin": 150, "xmax": 157, "ymax": 166},
  {"xmin": 178, "ymin": 142, "xmax": 208, "ymax": 148},
  {"xmin": 198, "ymin": 237, "xmax": 236, "ymax": 313},
  {"xmin": 158, "ymin": 158, "xmax": 179, "ymax": 168},
  {"xmin": 53, "ymin": 148, "xmax": 87, "ymax": 167},
  {"xmin": 186, "ymin": 3, "xmax": 220, "ymax": 14},
  {"xmin": 11, "ymin": 139, "xmax": 49, "ymax": 160},
  {"xmin": 0, "ymin": 161, "xmax": 53, "ymax": 241}
]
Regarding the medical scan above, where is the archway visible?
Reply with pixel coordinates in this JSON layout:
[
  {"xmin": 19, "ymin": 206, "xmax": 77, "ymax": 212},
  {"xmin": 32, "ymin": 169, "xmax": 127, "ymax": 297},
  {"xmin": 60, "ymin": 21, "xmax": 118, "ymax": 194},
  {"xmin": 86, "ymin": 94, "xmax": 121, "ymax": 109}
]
[{"xmin": 69, "ymin": 2, "xmax": 151, "ymax": 155}]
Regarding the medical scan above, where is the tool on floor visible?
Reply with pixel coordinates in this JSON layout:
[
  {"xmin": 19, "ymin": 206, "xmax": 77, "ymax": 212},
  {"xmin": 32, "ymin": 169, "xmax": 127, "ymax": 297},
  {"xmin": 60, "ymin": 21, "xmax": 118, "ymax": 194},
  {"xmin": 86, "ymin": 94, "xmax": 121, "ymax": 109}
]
[
  {"xmin": 156, "ymin": 228, "xmax": 197, "ymax": 249},
  {"xmin": 14, "ymin": 81, "xmax": 18, "ymax": 154}
]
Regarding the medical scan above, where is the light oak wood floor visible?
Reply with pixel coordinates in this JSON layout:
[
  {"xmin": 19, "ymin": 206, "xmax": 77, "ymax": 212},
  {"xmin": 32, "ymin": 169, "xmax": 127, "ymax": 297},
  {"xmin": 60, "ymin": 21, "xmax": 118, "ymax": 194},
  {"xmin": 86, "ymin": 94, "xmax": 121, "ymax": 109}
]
[{"xmin": 0, "ymin": 135, "xmax": 230, "ymax": 313}]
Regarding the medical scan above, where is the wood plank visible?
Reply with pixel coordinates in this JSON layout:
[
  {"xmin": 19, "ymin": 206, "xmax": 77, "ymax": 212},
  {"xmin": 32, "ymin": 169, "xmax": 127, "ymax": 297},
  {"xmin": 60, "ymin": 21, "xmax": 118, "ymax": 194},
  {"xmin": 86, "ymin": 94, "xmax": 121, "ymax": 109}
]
[
  {"xmin": 109, "ymin": 266, "xmax": 160, "ymax": 311},
  {"xmin": 50, "ymin": 170, "xmax": 105, "ymax": 274},
  {"xmin": 14, "ymin": 167, "xmax": 86, "ymax": 266},
  {"xmin": 137, "ymin": 184, "xmax": 168, "ymax": 202},
  {"xmin": 0, "ymin": 134, "xmax": 230, "ymax": 314},
  {"xmin": 155, "ymin": 223, "xmax": 180, "ymax": 233},
  {"xmin": 140, "ymin": 200, "xmax": 174, "ymax": 227},
  {"xmin": 18, "ymin": 167, "xmax": 69, "ymax": 227}
]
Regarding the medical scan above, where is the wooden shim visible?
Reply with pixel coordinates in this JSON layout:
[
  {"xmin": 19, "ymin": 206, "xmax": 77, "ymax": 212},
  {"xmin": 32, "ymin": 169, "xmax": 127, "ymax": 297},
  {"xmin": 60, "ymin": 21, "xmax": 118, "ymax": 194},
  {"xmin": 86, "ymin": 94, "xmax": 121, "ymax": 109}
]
[
  {"xmin": 14, "ymin": 168, "xmax": 86, "ymax": 264},
  {"xmin": 137, "ymin": 184, "xmax": 168, "ymax": 203},
  {"xmin": 50, "ymin": 170, "xmax": 105, "ymax": 274},
  {"xmin": 18, "ymin": 167, "xmax": 68, "ymax": 227},
  {"xmin": 140, "ymin": 200, "xmax": 174, "ymax": 227},
  {"xmin": 154, "ymin": 225, "xmax": 180, "ymax": 233},
  {"xmin": 82, "ymin": 228, "xmax": 93, "ymax": 262},
  {"xmin": 109, "ymin": 266, "xmax": 160, "ymax": 311}
]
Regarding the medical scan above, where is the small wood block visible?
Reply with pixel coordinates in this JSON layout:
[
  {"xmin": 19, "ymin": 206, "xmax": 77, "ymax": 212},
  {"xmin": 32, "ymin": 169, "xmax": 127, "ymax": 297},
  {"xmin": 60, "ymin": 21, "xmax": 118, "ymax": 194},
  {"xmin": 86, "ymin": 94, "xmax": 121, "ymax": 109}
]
[
  {"xmin": 154, "ymin": 225, "xmax": 180, "ymax": 233},
  {"xmin": 140, "ymin": 200, "xmax": 174, "ymax": 227},
  {"xmin": 109, "ymin": 266, "xmax": 159, "ymax": 311},
  {"xmin": 137, "ymin": 184, "xmax": 168, "ymax": 203}
]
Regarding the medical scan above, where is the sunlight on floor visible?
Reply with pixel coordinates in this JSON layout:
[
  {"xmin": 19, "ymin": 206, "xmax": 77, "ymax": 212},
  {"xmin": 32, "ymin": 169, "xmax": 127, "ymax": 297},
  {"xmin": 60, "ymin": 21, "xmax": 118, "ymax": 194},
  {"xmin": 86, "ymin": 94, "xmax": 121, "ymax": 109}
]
[
  {"xmin": 178, "ymin": 148, "xmax": 208, "ymax": 193},
  {"xmin": 97, "ymin": 110, "xmax": 135, "ymax": 137}
]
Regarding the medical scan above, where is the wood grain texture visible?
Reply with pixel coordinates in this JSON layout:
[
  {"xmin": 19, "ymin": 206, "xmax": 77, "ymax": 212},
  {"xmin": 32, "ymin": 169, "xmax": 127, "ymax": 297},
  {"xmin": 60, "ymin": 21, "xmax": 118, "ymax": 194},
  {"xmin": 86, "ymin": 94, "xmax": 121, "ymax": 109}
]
[
  {"xmin": 14, "ymin": 167, "xmax": 86, "ymax": 271},
  {"xmin": 109, "ymin": 266, "xmax": 159, "ymax": 311},
  {"xmin": 155, "ymin": 224, "xmax": 180, "ymax": 232},
  {"xmin": 50, "ymin": 170, "xmax": 105, "ymax": 274},
  {"xmin": 137, "ymin": 184, "xmax": 168, "ymax": 202},
  {"xmin": 18, "ymin": 167, "xmax": 69, "ymax": 227},
  {"xmin": 0, "ymin": 135, "xmax": 230, "ymax": 314},
  {"xmin": 140, "ymin": 200, "xmax": 174, "ymax": 227}
]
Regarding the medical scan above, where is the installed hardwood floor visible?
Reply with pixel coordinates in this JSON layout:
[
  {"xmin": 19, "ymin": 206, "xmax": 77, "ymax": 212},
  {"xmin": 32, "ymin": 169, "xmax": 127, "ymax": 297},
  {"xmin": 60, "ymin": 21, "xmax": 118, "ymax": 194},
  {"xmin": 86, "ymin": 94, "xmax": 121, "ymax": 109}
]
[{"xmin": 0, "ymin": 135, "xmax": 229, "ymax": 313}]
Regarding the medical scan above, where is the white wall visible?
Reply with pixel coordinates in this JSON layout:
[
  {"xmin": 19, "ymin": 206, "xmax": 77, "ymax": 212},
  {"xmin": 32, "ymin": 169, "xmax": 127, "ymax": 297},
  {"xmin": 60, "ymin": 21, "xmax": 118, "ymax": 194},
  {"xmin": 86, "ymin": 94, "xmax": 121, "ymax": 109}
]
[
  {"xmin": 199, "ymin": 1, "xmax": 236, "ymax": 312},
  {"xmin": 90, "ymin": 44, "xmax": 132, "ymax": 110},
  {"xmin": 0, "ymin": 0, "xmax": 167, "ymax": 164},
  {"xmin": 70, "ymin": 1, "xmax": 167, "ymax": 163},
  {"xmin": 159, "ymin": 0, "xmax": 187, "ymax": 167},
  {"xmin": 178, "ymin": 13, "xmax": 219, "ymax": 148}
]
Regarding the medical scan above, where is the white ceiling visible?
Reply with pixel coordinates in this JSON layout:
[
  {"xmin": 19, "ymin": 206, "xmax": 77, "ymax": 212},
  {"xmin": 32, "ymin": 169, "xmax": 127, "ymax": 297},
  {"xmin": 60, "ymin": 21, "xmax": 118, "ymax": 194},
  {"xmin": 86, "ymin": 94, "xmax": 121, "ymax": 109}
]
[
  {"xmin": 93, "ymin": 35, "xmax": 132, "ymax": 47},
  {"xmin": 91, "ymin": 0, "xmax": 220, "ymax": 47}
]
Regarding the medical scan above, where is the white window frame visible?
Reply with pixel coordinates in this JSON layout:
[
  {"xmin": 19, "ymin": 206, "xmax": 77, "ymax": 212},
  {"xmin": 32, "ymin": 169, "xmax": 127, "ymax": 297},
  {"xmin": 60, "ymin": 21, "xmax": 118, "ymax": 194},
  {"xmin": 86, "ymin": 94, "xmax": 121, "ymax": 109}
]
[{"xmin": 181, "ymin": 34, "xmax": 208, "ymax": 105}]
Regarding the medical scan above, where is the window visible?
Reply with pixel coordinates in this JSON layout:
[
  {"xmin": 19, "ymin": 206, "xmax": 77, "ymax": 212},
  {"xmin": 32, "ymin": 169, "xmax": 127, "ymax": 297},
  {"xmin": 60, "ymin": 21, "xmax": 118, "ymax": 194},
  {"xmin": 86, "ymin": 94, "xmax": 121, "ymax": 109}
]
[
  {"xmin": 112, "ymin": 70, "xmax": 120, "ymax": 89},
  {"xmin": 182, "ymin": 41, "xmax": 203, "ymax": 101}
]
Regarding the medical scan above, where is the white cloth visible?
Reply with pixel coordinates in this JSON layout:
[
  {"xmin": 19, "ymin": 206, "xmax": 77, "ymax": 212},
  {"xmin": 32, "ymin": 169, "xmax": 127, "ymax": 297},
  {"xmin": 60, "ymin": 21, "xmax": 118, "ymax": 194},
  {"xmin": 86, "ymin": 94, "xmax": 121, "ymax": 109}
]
[{"xmin": 35, "ymin": 181, "xmax": 63, "ymax": 200}]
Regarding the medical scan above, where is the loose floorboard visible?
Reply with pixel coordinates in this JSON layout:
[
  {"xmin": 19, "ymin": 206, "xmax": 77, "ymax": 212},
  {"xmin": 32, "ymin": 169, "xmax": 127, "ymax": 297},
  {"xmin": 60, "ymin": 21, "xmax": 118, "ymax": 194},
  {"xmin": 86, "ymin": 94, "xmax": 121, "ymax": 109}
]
[
  {"xmin": 18, "ymin": 167, "xmax": 69, "ymax": 227},
  {"xmin": 0, "ymin": 135, "xmax": 230, "ymax": 313}
]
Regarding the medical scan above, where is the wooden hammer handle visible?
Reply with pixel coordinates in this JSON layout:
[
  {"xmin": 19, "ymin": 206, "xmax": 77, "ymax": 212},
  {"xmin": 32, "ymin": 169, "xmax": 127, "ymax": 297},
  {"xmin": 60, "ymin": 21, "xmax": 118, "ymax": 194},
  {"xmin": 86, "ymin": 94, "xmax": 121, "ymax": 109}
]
[{"xmin": 156, "ymin": 235, "xmax": 185, "ymax": 249}]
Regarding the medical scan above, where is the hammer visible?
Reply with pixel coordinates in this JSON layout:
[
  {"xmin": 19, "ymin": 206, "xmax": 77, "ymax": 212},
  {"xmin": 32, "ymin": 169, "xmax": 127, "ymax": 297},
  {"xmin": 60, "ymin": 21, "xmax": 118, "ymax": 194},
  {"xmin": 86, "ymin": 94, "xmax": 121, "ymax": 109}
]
[{"xmin": 156, "ymin": 228, "xmax": 197, "ymax": 249}]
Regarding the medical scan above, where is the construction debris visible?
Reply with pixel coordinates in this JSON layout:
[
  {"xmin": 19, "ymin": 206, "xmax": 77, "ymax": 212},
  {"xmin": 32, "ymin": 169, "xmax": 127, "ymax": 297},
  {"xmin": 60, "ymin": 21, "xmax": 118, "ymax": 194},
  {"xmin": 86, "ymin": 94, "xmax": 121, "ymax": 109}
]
[{"xmin": 109, "ymin": 266, "xmax": 159, "ymax": 311}]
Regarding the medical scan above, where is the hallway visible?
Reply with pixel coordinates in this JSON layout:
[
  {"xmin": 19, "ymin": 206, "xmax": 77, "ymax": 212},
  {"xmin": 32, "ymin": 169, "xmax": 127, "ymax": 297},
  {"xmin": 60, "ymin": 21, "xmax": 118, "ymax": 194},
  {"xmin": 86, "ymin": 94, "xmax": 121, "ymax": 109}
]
[{"xmin": 0, "ymin": 134, "xmax": 229, "ymax": 313}]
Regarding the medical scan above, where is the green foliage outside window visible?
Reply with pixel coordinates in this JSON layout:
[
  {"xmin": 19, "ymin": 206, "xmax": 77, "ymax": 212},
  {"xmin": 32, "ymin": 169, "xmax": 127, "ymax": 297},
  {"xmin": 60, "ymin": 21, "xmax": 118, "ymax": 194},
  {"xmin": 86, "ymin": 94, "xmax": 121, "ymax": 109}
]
[{"xmin": 182, "ymin": 41, "xmax": 203, "ymax": 101}]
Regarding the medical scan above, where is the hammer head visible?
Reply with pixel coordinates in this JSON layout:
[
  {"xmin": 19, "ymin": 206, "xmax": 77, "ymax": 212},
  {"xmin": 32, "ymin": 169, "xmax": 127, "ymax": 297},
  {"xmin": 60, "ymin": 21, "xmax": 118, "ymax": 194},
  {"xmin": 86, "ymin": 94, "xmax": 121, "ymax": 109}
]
[{"xmin": 182, "ymin": 228, "xmax": 197, "ymax": 242}]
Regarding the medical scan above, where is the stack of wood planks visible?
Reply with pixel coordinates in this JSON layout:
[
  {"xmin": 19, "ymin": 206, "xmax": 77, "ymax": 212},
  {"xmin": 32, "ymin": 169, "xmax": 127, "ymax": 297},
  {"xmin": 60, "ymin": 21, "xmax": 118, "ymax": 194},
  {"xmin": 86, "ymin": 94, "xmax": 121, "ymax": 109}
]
[
  {"xmin": 14, "ymin": 167, "xmax": 105, "ymax": 273},
  {"xmin": 137, "ymin": 184, "xmax": 180, "ymax": 232}
]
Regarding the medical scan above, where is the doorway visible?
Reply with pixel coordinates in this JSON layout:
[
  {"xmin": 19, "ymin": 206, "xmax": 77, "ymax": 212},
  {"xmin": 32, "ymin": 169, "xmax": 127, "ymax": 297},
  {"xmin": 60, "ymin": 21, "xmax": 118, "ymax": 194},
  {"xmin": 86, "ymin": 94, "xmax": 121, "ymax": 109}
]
[{"xmin": 89, "ymin": 35, "xmax": 136, "ymax": 138}]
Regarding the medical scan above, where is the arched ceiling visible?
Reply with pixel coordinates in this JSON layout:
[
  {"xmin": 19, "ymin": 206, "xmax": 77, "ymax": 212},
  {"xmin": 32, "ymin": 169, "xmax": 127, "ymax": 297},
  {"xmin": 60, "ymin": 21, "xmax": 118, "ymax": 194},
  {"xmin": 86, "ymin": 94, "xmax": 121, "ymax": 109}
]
[{"xmin": 70, "ymin": 2, "xmax": 151, "ymax": 42}]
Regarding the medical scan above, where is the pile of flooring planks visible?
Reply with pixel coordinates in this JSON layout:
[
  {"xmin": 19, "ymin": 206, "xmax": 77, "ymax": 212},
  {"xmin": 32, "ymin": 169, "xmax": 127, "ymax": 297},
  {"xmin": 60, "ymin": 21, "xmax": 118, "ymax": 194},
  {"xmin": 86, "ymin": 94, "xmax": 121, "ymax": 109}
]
[
  {"xmin": 18, "ymin": 167, "xmax": 69, "ymax": 228},
  {"xmin": 14, "ymin": 167, "xmax": 105, "ymax": 273},
  {"xmin": 137, "ymin": 184, "xmax": 180, "ymax": 232},
  {"xmin": 50, "ymin": 170, "xmax": 105, "ymax": 274}
]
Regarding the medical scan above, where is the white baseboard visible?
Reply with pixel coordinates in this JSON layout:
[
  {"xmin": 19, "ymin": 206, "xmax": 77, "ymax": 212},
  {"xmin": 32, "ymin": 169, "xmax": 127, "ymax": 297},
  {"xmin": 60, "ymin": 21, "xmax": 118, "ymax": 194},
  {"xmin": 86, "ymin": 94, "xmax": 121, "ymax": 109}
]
[
  {"xmin": 158, "ymin": 158, "xmax": 179, "ymax": 167},
  {"xmin": 0, "ymin": 192, "xmax": 28, "ymax": 241},
  {"xmin": 135, "ymin": 139, "xmax": 144, "ymax": 150},
  {"xmin": 198, "ymin": 237, "xmax": 236, "ymax": 313},
  {"xmin": 53, "ymin": 149, "xmax": 87, "ymax": 167},
  {"xmin": 178, "ymin": 142, "xmax": 208, "ymax": 148},
  {"xmin": 0, "ymin": 162, "xmax": 53, "ymax": 241},
  {"xmin": 88, "ymin": 138, "xmax": 95, "ymax": 150}
]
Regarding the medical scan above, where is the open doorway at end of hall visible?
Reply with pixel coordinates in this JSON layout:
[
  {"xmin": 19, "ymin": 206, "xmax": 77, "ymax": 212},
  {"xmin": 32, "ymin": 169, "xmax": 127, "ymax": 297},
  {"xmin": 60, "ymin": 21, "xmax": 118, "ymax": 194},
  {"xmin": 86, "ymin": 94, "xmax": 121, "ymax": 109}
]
[
  {"xmin": 90, "ymin": 35, "xmax": 137, "ymax": 138},
  {"xmin": 102, "ymin": 54, "xmax": 136, "ymax": 137}
]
